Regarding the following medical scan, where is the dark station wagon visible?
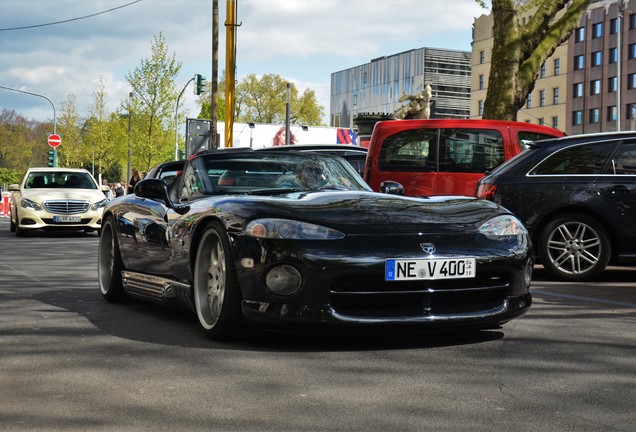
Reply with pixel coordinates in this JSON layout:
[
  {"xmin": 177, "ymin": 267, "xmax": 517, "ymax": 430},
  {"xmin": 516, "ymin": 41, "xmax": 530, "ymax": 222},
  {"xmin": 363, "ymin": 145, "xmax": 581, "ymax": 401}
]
[{"xmin": 477, "ymin": 131, "xmax": 636, "ymax": 281}]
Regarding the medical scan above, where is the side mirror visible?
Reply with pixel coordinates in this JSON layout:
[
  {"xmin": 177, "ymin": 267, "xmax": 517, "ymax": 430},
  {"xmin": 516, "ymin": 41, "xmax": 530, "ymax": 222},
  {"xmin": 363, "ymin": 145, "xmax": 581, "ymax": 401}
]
[
  {"xmin": 134, "ymin": 178, "xmax": 190, "ymax": 215},
  {"xmin": 380, "ymin": 181, "xmax": 404, "ymax": 196},
  {"xmin": 8, "ymin": 184, "xmax": 19, "ymax": 191}
]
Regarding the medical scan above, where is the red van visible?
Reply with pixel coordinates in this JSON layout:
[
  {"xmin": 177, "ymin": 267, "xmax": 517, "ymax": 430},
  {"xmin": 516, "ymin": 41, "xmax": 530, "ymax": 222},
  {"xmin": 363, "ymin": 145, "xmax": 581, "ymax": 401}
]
[{"xmin": 364, "ymin": 119, "xmax": 565, "ymax": 197}]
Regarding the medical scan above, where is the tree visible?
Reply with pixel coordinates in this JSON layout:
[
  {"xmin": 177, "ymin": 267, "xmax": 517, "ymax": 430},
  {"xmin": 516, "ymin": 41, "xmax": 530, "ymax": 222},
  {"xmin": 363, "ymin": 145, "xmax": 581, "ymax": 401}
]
[
  {"xmin": 57, "ymin": 93, "xmax": 82, "ymax": 167},
  {"xmin": 84, "ymin": 77, "xmax": 125, "ymax": 179},
  {"xmin": 200, "ymin": 73, "xmax": 324, "ymax": 126},
  {"xmin": 197, "ymin": 74, "xmax": 225, "ymax": 121},
  {"xmin": 125, "ymin": 32, "xmax": 182, "ymax": 172},
  {"xmin": 480, "ymin": 0, "xmax": 591, "ymax": 120},
  {"xmin": 0, "ymin": 110, "xmax": 39, "ymax": 171}
]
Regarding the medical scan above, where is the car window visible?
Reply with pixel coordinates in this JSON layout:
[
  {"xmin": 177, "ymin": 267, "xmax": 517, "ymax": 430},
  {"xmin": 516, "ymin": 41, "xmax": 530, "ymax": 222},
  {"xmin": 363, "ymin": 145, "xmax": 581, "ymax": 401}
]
[
  {"xmin": 439, "ymin": 128, "xmax": 504, "ymax": 173},
  {"xmin": 531, "ymin": 142, "xmax": 616, "ymax": 175},
  {"xmin": 25, "ymin": 171, "xmax": 97, "ymax": 189},
  {"xmin": 198, "ymin": 153, "xmax": 369, "ymax": 193},
  {"xmin": 378, "ymin": 129, "xmax": 437, "ymax": 171},
  {"xmin": 608, "ymin": 142, "xmax": 636, "ymax": 175},
  {"xmin": 518, "ymin": 131, "xmax": 559, "ymax": 150}
]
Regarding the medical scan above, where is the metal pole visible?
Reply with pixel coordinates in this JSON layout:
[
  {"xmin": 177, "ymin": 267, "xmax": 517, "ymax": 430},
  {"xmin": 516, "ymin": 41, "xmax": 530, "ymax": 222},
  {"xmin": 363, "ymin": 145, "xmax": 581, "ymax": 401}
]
[
  {"xmin": 224, "ymin": 0, "xmax": 237, "ymax": 147},
  {"xmin": 127, "ymin": 92, "xmax": 133, "ymax": 194},
  {"xmin": 175, "ymin": 77, "xmax": 195, "ymax": 160},
  {"xmin": 211, "ymin": 0, "xmax": 219, "ymax": 148},
  {"xmin": 285, "ymin": 83, "xmax": 291, "ymax": 145}
]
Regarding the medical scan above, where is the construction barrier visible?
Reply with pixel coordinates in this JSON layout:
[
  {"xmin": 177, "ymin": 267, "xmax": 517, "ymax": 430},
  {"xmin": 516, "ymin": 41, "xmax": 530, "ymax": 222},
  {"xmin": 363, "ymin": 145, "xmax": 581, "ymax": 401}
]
[{"xmin": 0, "ymin": 192, "xmax": 11, "ymax": 218}]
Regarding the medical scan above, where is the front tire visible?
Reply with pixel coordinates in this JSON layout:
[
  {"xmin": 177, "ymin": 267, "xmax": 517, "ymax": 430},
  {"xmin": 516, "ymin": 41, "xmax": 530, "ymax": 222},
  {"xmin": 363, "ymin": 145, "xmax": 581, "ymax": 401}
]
[
  {"xmin": 193, "ymin": 221, "xmax": 244, "ymax": 340},
  {"xmin": 98, "ymin": 217, "xmax": 126, "ymax": 301},
  {"xmin": 537, "ymin": 214, "xmax": 611, "ymax": 281}
]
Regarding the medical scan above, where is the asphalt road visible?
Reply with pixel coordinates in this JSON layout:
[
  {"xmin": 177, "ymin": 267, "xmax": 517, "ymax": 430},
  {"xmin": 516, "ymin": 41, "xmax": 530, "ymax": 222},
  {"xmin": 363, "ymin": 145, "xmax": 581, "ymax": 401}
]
[{"xmin": 0, "ymin": 217, "xmax": 634, "ymax": 431}]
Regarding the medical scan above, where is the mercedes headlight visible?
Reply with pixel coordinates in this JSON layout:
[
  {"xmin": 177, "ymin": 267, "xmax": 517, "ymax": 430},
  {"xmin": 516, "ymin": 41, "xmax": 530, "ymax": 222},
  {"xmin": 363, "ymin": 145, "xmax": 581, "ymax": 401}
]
[
  {"xmin": 90, "ymin": 199, "xmax": 108, "ymax": 211},
  {"xmin": 20, "ymin": 198, "xmax": 43, "ymax": 211}
]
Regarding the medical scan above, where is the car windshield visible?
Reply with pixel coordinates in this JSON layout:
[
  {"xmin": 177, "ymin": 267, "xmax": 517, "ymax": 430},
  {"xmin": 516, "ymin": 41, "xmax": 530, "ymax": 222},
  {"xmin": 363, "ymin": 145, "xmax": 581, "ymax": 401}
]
[
  {"xmin": 25, "ymin": 171, "xmax": 97, "ymax": 189},
  {"xmin": 181, "ymin": 152, "xmax": 371, "ymax": 197}
]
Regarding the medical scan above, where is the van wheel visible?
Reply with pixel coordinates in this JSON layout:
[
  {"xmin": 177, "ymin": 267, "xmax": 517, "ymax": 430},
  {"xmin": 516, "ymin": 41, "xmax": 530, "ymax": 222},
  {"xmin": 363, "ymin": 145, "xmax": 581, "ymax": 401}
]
[{"xmin": 537, "ymin": 214, "xmax": 610, "ymax": 281}]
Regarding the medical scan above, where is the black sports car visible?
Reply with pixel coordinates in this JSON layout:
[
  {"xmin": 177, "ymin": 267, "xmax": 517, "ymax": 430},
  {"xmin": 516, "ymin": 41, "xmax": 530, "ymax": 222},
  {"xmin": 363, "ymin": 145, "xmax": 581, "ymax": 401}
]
[{"xmin": 98, "ymin": 148, "xmax": 533, "ymax": 340}]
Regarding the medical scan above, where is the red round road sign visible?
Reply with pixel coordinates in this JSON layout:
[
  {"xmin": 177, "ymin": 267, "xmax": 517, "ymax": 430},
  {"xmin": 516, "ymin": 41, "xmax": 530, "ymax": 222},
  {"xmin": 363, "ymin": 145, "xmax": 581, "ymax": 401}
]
[{"xmin": 48, "ymin": 133, "xmax": 61, "ymax": 148}]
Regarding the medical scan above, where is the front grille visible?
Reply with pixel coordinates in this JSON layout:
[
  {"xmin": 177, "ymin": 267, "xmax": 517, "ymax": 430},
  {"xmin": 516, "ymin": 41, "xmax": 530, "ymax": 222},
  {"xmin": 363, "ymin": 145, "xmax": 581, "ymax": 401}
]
[
  {"xmin": 328, "ymin": 271, "xmax": 511, "ymax": 318},
  {"xmin": 44, "ymin": 200, "xmax": 89, "ymax": 214}
]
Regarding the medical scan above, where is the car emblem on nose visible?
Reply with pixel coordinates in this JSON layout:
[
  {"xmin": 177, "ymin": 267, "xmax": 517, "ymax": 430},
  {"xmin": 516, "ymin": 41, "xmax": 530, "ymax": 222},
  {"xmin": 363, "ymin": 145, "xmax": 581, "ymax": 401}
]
[{"xmin": 420, "ymin": 243, "xmax": 435, "ymax": 254}]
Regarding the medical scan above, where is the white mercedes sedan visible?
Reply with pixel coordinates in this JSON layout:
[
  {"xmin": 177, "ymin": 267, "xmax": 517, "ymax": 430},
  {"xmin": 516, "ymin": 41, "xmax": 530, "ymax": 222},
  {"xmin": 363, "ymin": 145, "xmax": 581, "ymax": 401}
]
[{"xmin": 9, "ymin": 167, "xmax": 108, "ymax": 237}]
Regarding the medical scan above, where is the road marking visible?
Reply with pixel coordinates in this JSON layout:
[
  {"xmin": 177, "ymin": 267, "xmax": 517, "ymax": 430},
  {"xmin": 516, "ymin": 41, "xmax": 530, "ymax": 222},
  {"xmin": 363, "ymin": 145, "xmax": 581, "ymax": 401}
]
[{"xmin": 532, "ymin": 289, "xmax": 636, "ymax": 308}]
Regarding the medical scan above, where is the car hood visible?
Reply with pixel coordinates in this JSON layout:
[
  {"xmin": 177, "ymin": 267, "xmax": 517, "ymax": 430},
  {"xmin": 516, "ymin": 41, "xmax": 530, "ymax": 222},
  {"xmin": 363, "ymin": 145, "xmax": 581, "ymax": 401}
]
[
  {"xmin": 20, "ymin": 188, "xmax": 105, "ymax": 203},
  {"xmin": 195, "ymin": 191, "xmax": 507, "ymax": 234}
]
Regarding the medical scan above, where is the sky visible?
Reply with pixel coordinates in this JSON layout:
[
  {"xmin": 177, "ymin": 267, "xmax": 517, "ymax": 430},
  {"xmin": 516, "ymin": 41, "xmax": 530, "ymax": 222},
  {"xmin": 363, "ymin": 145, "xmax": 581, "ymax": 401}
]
[{"xmin": 0, "ymin": 0, "xmax": 489, "ymax": 127}]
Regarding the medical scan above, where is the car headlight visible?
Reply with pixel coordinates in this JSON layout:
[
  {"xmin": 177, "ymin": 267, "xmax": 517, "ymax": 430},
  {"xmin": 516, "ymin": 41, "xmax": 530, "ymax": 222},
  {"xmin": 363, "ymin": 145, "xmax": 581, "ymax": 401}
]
[
  {"xmin": 478, "ymin": 215, "xmax": 528, "ymax": 237},
  {"xmin": 245, "ymin": 218, "xmax": 345, "ymax": 240},
  {"xmin": 90, "ymin": 199, "xmax": 108, "ymax": 211},
  {"xmin": 20, "ymin": 198, "xmax": 43, "ymax": 211}
]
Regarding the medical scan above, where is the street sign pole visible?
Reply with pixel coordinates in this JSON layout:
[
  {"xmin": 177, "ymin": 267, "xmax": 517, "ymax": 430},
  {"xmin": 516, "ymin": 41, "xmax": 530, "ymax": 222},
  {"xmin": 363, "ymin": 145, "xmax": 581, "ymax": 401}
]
[{"xmin": 48, "ymin": 133, "xmax": 61, "ymax": 168}]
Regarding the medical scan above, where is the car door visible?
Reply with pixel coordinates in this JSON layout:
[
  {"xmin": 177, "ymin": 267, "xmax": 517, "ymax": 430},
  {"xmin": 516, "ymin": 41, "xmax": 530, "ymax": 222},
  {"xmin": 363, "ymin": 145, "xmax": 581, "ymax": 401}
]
[
  {"xmin": 596, "ymin": 140, "xmax": 636, "ymax": 247},
  {"xmin": 118, "ymin": 196, "xmax": 173, "ymax": 277}
]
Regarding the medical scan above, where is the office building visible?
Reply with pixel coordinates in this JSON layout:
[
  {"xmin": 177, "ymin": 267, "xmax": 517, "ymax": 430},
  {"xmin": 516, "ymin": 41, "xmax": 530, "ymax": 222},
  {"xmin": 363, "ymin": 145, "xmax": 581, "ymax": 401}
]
[{"xmin": 329, "ymin": 47, "xmax": 472, "ymax": 128}]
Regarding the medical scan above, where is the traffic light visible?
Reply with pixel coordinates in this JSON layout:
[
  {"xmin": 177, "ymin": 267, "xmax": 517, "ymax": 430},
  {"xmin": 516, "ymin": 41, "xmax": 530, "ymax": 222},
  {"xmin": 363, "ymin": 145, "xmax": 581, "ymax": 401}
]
[
  {"xmin": 47, "ymin": 150, "xmax": 57, "ymax": 167},
  {"xmin": 194, "ymin": 74, "xmax": 206, "ymax": 95}
]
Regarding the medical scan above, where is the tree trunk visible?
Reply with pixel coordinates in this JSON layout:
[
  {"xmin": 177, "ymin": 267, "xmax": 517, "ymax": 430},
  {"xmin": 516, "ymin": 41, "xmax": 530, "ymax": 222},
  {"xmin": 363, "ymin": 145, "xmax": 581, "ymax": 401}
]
[{"xmin": 482, "ymin": 0, "xmax": 592, "ymax": 121}]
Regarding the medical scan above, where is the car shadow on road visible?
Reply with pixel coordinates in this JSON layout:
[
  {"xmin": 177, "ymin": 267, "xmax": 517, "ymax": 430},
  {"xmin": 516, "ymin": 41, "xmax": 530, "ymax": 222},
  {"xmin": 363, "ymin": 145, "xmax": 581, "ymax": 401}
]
[
  {"xmin": 32, "ymin": 288, "xmax": 505, "ymax": 352},
  {"xmin": 532, "ymin": 264, "xmax": 636, "ymax": 282}
]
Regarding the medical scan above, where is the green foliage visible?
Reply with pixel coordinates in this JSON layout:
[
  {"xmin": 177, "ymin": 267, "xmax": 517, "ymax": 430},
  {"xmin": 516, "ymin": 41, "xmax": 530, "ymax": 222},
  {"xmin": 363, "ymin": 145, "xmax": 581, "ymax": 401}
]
[
  {"xmin": 57, "ymin": 93, "xmax": 83, "ymax": 168},
  {"xmin": 125, "ymin": 32, "xmax": 182, "ymax": 172},
  {"xmin": 0, "ymin": 167, "xmax": 22, "ymax": 186},
  {"xmin": 0, "ymin": 109, "xmax": 50, "ymax": 171},
  {"xmin": 232, "ymin": 74, "xmax": 324, "ymax": 126},
  {"xmin": 197, "ymin": 73, "xmax": 324, "ymax": 126}
]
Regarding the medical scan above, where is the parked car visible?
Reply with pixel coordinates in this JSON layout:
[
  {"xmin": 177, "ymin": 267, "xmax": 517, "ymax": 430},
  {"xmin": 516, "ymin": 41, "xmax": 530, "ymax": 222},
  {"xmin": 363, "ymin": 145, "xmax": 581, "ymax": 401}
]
[
  {"xmin": 9, "ymin": 167, "xmax": 108, "ymax": 237},
  {"xmin": 265, "ymin": 144, "xmax": 368, "ymax": 176},
  {"xmin": 98, "ymin": 148, "xmax": 533, "ymax": 340},
  {"xmin": 476, "ymin": 131, "xmax": 636, "ymax": 281},
  {"xmin": 364, "ymin": 119, "xmax": 565, "ymax": 197}
]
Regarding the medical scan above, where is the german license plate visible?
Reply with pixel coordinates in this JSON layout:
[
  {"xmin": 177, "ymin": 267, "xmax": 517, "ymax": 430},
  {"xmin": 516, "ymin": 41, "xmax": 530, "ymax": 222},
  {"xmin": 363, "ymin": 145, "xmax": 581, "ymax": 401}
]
[
  {"xmin": 53, "ymin": 215, "xmax": 81, "ymax": 223},
  {"xmin": 385, "ymin": 257, "xmax": 476, "ymax": 281}
]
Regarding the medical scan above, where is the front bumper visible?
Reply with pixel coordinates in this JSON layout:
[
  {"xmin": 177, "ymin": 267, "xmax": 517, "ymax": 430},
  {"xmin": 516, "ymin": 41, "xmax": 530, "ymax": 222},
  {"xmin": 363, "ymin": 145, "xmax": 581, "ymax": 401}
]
[
  {"xmin": 242, "ymin": 293, "xmax": 532, "ymax": 331},
  {"xmin": 17, "ymin": 207, "xmax": 103, "ymax": 231}
]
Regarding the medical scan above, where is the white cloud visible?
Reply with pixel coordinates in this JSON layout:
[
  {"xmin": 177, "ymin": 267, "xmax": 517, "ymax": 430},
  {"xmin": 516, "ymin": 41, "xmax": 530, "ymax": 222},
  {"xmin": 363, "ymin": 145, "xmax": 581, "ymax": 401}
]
[{"xmin": 0, "ymin": 0, "xmax": 485, "ymax": 125}]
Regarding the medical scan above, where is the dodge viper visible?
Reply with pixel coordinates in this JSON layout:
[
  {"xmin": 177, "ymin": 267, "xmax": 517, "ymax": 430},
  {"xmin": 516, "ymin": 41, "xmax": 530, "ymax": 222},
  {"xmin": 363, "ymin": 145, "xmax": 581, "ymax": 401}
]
[{"xmin": 98, "ymin": 148, "xmax": 533, "ymax": 340}]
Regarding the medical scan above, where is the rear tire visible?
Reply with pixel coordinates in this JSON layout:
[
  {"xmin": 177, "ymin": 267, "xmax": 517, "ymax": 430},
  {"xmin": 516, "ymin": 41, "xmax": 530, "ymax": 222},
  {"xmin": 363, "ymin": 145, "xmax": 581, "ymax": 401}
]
[
  {"xmin": 537, "ymin": 214, "xmax": 610, "ymax": 281},
  {"xmin": 193, "ymin": 221, "xmax": 244, "ymax": 340},
  {"xmin": 98, "ymin": 217, "xmax": 126, "ymax": 301}
]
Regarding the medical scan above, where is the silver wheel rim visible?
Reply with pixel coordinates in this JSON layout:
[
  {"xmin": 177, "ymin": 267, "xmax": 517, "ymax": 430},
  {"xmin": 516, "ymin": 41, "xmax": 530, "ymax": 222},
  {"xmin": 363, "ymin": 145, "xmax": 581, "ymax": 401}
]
[
  {"xmin": 195, "ymin": 230, "xmax": 226, "ymax": 330},
  {"xmin": 546, "ymin": 221, "xmax": 602, "ymax": 275},
  {"xmin": 98, "ymin": 223, "xmax": 114, "ymax": 294}
]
